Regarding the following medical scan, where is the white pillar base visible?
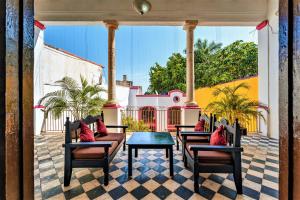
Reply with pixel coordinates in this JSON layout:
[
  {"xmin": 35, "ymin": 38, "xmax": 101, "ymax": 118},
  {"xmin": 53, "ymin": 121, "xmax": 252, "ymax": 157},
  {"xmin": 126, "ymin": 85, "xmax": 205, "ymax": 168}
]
[
  {"xmin": 102, "ymin": 105, "xmax": 122, "ymax": 133},
  {"xmin": 181, "ymin": 106, "xmax": 200, "ymax": 131}
]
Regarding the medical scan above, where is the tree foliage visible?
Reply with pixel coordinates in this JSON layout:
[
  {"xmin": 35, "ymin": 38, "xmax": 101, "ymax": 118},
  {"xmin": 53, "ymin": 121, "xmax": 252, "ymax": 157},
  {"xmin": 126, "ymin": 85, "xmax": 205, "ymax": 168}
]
[
  {"xmin": 147, "ymin": 39, "xmax": 258, "ymax": 94},
  {"xmin": 38, "ymin": 75, "xmax": 106, "ymax": 120}
]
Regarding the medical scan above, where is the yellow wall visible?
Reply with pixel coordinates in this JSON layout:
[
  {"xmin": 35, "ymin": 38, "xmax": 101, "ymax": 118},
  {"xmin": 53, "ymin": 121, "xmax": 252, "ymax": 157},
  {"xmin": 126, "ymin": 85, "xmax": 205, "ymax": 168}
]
[{"xmin": 195, "ymin": 76, "xmax": 258, "ymax": 110}]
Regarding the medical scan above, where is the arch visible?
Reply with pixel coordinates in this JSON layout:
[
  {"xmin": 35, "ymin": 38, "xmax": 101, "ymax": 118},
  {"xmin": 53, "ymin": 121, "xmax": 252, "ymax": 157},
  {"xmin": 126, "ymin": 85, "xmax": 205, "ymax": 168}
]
[
  {"xmin": 167, "ymin": 106, "xmax": 181, "ymax": 131},
  {"xmin": 138, "ymin": 106, "xmax": 156, "ymax": 131}
]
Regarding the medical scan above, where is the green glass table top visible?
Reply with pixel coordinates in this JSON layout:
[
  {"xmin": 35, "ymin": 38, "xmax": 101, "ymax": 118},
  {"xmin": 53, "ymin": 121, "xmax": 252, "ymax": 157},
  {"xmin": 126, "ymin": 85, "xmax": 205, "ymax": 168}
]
[{"xmin": 127, "ymin": 132, "xmax": 175, "ymax": 145}]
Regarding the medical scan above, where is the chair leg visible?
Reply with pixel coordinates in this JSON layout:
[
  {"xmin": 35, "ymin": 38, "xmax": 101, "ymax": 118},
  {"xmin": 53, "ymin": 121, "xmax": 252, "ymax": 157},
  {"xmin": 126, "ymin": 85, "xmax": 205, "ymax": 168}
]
[
  {"xmin": 104, "ymin": 149, "xmax": 110, "ymax": 186},
  {"xmin": 104, "ymin": 165, "xmax": 109, "ymax": 186},
  {"xmin": 64, "ymin": 148, "xmax": 72, "ymax": 186},
  {"xmin": 233, "ymin": 153, "xmax": 243, "ymax": 194},
  {"xmin": 184, "ymin": 154, "xmax": 188, "ymax": 168},
  {"xmin": 193, "ymin": 156, "xmax": 199, "ymax": 193},
  {"xmin": 123, "ymin": 141, "xmax": 126, "ymax": 151},
  {"xmin": 176, "ymin": 129, "xmax": 179, "ymax": 151}
]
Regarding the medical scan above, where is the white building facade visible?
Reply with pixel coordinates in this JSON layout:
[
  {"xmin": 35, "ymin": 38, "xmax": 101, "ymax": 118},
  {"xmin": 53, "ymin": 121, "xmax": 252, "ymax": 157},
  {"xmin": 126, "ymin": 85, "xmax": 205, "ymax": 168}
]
[
  {"xmin": 126, "ymin": 87, "xmax": 189, "ymax": 132},
  {"xmin": 34, "ymin": 21, "xmax": 129, "ymax": 135}
]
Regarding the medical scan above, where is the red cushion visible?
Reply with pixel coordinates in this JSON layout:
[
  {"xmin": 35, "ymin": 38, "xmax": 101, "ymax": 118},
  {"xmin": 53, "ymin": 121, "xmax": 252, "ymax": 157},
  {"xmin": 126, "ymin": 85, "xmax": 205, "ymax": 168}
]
[
  {"xmin": 210, "ymin": 125, "xmax": 227, "ymax": 145},
  {"xmin": 96, "ymin": 118, "xmax": 107, "ymax": 136},
  {"xmin": 194, "ymin": 119, "xmax": 205, "ymax": 131},
  {"xmin": 80, "ymin": 121, "xmax": 95, "ymax": 142}
]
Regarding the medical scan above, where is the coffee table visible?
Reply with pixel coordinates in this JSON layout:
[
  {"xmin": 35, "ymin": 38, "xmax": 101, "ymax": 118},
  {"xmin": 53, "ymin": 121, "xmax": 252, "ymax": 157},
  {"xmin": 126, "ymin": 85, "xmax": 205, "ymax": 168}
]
[{"xmin": 127, "ymin": 132, "xmax": 175, "ymax": 177}]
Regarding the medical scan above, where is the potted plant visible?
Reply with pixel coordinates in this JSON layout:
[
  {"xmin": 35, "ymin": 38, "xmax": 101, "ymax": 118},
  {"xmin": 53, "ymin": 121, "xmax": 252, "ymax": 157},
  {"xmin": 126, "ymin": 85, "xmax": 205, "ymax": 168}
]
[{"xmin": 206, "ymin": 82, "xmax": 266, "ymax": 135}]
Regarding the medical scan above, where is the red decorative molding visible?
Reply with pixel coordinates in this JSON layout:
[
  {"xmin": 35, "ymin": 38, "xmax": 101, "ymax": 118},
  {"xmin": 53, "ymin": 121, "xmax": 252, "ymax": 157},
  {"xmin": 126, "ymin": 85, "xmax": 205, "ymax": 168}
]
[
  {"xmin": 130, "ymin": 86, "xmax": 141, "ymax": 90},
  {"xmin": 182, "ymin": 105, "xmax": 200, "ymax": 109},
  {"xmin": 256, "ymin": 20, "xmax": 268, "ymax": 30},
  {"xmin": 33, "ymin": 105, "xmax": 45, "ymax": 109},
  {"xmin": 136, "ymin": 89, "xmax": 186, "ymax": 97},
  {"xmin": 34, "ymin": 20, "xmax": 46, "ymax": 30}
]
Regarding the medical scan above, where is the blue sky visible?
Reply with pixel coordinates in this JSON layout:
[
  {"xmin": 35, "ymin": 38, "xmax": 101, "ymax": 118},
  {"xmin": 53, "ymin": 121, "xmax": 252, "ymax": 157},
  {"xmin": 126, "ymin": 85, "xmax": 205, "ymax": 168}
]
[{"xmin": 45, "ymin": 26, "xmax": 257, "ymax": 91}]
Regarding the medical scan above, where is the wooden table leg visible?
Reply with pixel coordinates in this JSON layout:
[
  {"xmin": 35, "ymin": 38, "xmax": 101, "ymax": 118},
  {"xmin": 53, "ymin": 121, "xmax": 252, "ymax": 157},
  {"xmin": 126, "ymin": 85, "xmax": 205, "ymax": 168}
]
[
  {"xmin": 128, "ymin": 146, "xmax": 132, "ymax": 177},
  {"xmin": 169, "ymin": 146, "xmax": 174, "ymax": 176}
]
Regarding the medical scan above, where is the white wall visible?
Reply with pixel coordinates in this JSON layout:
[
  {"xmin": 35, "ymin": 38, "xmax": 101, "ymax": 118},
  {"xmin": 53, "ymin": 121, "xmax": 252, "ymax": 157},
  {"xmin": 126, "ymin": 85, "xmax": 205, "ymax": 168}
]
[
  {"xmin": 258, "ymin": 0, "xmax": 279, "ymax": 139},
  {"xmin": 34, "ymin": 27, "xmax": 102, "ymax": 135},
  {"xmin": 129, "ymin": 90, "xmax": 187, "ymax": 108}
]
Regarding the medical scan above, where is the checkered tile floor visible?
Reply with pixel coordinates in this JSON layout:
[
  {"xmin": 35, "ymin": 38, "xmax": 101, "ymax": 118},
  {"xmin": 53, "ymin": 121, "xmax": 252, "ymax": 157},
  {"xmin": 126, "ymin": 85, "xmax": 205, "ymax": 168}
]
[{"xmin": 34, "ymin": 134, "xmax": 279, "ymax": 200}]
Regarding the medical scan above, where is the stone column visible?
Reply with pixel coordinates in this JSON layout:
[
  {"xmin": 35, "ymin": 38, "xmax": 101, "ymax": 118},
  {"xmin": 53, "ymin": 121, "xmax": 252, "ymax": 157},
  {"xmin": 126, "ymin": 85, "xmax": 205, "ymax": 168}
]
[
  {"xmin": 103, "ymin": 21, "xmax": 121, "ymax": 131},
  {"xmin": 183, "ymin": 20, "xmax": 198, "ymax": 106},
  {"xmin": 105, "ymin": 20, "xmax": 118, "ymax": 105}
]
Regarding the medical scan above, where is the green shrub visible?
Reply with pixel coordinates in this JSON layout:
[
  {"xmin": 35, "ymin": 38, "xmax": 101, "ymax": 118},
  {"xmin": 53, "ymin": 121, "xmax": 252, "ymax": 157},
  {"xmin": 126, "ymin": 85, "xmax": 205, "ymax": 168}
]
[{"xmin": 122, "ymin": 115, "xmax": 151, "ymax": 132}]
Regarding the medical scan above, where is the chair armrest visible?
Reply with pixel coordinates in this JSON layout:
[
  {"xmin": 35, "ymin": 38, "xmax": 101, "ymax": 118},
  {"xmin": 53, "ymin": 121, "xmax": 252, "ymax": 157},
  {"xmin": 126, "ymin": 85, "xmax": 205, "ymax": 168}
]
[
  {"xmin": 63, "ymin": 141, "xmax": 113, "ymax": 148},
  {"xmin": 189, "ymin": 145, "xmax": 243, "ymax": 152},
  {"xmin": 175, "ymin": 125, "xmax": 195, "ymax": 128},
  {"xmin": 106, "ymin": 125, "xmax": 128, "ymax": 129},
  {"xmin": 181, "ymin": 131, "xmax": 211, "ymax": 137}
]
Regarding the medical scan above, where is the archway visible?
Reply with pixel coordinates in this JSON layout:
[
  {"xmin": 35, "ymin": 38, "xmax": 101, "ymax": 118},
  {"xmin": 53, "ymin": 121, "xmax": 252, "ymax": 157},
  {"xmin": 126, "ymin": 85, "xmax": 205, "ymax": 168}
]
[
  {"xmin": 167, "ymin": 106, "xmax": 181, "ymax": 131},
  {"xmin": 139, "ymin": 106, "xmax": 156, "ymax": 131}
]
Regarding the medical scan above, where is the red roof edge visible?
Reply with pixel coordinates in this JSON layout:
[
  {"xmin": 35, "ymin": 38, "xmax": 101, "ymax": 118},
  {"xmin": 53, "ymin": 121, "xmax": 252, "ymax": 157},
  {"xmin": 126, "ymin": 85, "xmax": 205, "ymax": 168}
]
[
  {"xmin": 44, "ymin": 44, "xmax": 104, "ymax": 68},
  {"xmin": 34, "ymin": 20, "xmax": 46, "ymax": 30}
]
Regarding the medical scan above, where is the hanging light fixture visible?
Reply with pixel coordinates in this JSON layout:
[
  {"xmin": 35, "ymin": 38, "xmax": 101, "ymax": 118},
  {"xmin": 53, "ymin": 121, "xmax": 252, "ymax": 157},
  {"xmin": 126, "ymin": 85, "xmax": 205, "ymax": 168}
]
[{"xmin": 132, "ymin": 0, "xmax": 152, "ymax": 15}]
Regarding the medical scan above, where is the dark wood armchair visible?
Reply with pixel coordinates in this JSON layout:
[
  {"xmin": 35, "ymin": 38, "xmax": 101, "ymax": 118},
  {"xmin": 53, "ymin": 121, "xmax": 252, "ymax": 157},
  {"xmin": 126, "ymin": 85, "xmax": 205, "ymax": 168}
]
[
  {"xmin": 63, "ymin": 115, "xmax": 128, "ymax": 186},
  {"xmin": 175, "ymin": 113, "xmax": 215, "ymax": 151},
  {"xmin": 183, "ymin": 119, "xmax": 243, "ymax": 194}
]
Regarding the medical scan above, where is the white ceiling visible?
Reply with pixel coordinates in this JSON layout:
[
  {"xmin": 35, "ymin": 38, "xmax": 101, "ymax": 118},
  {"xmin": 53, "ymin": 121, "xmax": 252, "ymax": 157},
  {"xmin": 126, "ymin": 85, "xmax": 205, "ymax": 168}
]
[{"xmin": 35, "ymin": 0, "xmax": 268, "ymax": 26}]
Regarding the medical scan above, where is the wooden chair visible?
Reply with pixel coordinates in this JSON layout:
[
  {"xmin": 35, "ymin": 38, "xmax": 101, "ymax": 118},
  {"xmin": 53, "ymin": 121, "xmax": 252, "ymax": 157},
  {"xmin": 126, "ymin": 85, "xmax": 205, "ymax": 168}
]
[
  {"xmin": 63, "ymin": 115, "xmax": 128, "ymax": 186},
  {"xmin": 183, "ymin": 118, "xmax": 243, "ymax": 194},
  {"xmin": 175, "ymin": 112, "xmax": 215, "ymax": 151}
]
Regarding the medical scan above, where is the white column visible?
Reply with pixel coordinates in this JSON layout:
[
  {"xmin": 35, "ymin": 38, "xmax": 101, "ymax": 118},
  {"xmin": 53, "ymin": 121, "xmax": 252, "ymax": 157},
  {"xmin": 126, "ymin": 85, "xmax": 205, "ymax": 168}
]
[
  {"xmin": 181, "ymin": 20, "xmax": 200, "ymax": 128},
  {"xmin": 184, "ymin": 20, "xmax": 198, "ymax": 106},
  {"xmin": 257, "ymin": 0, "xmax": 279, "ymax": 139},
  {"xmin": 258, "ymin": 27, "xmax": 269, "ymax": 137},
  {"xmin": 105, "ymin": 20, "xmax": 118, "ymax": 105},
  {"xmin": 103, "ymin": 20, "xmax": 121, "ymax": 131}
]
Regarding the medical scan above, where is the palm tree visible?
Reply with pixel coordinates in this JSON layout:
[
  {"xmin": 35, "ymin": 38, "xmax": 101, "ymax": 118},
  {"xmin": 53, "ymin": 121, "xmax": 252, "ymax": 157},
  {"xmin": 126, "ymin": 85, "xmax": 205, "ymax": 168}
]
[
  {"xmin": 38, "ymin": 75, "xmax": 106, "ymax": 120},
  {"xmin": 206, "ymin": 83, "xmax": 265, "ymax": 125},
  {"xmin": 194, "ymin": 39, "xmax": 222, "ymax": 63}
]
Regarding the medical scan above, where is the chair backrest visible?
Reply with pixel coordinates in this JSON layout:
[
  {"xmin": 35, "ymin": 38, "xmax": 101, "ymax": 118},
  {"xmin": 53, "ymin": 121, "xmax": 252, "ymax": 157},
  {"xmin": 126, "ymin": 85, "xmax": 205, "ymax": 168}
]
[
  {"xmin": 65, "ymin": 112, "xmax": 104, "ymax": 144},
  {"xmin": 199, "ymin": 113, "xmax": 214, "ymax": 132},
  {"xmin": 215, "ymin": 118, "xmax": 241, "ymax": 147}
]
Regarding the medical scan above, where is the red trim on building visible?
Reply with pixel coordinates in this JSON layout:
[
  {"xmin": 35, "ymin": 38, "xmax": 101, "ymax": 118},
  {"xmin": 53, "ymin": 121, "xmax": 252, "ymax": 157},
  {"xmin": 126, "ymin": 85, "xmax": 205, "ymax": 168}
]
[
  {"xmin": 182, "ymin": 105, "xmax": 200, "ymax": 109},
  {"xmin": 103, "ymin": 103, "xmax": 122, "ymax": 108},
  {"xmin": 34, "ymin": 20, "xmax": 46, "ymax": 30},
  {"xmin": 136, "ymin": 89, "xmax": 186, "ymax": 97},
  {"xmin": 45, "ymin": 44, "xmax": 104, "ymax": 68},
  {"xmin": 256, "ymin": 20, "xmax": 268, "ymax": 30},
  {"xmin": 130, "ymin": 86, "xmax": 141, "ymax": 90},
  {"xmin": 33, "ymin": 105, "xmax": 45, "ymax": 109}
]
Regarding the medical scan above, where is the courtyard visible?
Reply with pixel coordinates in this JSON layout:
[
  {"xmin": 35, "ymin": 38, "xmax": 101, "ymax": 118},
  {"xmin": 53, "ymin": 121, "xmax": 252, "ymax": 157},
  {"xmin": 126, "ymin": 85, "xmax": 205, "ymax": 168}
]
[{"xmin": 34, "ymin": 133, "xmax": 279, "ymax": 200}]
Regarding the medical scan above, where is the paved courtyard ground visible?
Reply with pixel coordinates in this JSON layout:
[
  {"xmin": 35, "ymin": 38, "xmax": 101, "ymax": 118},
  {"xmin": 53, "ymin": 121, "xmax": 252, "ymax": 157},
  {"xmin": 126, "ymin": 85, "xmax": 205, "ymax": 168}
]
[{"xmin": 34, "ymin": 133, "xmax": 279, "ymax": 200}]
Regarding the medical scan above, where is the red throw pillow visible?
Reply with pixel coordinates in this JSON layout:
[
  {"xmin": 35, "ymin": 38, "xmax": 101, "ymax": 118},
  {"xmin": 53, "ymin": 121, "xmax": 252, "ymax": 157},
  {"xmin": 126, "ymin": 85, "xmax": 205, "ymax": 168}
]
[
  {"xmin": 195, "ymin": 119, "xmax": 205, "ymax": 131},
  {"xmin": 80, "ymin": 121, "xmax": 95, "ymax": 142},
  {"xmin": 210, "ymin": 125, "xmax": 227, "ymax": 145},
  {"xmin": 96, "ymin": 118, "xmax": 108, "ymax": 136}
]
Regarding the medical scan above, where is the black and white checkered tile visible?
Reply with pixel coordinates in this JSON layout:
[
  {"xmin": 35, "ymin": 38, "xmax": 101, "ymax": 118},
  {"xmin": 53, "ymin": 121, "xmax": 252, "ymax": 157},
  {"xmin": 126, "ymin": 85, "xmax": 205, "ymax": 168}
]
[{"xmin": 34, "ymin": 134, "xmax": 279, "ymax": 200}]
